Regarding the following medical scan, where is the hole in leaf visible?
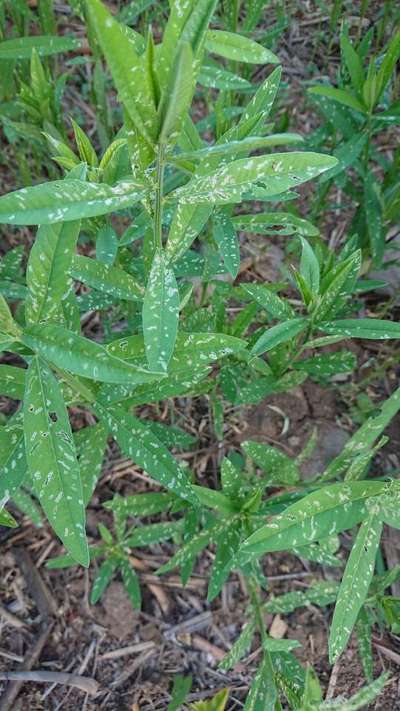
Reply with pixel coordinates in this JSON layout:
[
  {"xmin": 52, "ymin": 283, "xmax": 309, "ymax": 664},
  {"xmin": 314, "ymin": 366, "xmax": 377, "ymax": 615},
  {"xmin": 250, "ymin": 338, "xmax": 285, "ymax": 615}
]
[{"xmin": 49, "ymin": 412, "xmax": 58, "ymax": 423}]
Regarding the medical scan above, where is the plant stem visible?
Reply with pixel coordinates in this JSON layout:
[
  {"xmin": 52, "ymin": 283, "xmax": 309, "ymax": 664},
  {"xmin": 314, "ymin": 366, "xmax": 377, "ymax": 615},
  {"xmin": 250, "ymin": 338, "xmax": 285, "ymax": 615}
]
[
  {"xmin": 154, "ymin": 142, "xmax": 166, "ymax": 252},
  {"xmin": 247, "ymin": 573, "xmax": 278, "ymax": 701}
]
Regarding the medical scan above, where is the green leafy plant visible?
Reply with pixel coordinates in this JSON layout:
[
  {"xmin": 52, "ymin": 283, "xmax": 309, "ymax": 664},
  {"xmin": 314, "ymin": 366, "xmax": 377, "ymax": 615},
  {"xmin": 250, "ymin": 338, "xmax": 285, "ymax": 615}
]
[
  {"xmin": 0, "ymin": 0, "xmax": 399, "ymax": 707},
  {"xmin": 307, "ymin": 27, "xmax": 400, "ymax": 267}
]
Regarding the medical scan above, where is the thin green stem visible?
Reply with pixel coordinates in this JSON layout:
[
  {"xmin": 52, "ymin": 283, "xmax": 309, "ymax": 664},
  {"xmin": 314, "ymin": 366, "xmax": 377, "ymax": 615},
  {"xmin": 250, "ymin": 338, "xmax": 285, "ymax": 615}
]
[{"xmin": 154, "ymin": 143, "xmax": 166, "ymax": 252}]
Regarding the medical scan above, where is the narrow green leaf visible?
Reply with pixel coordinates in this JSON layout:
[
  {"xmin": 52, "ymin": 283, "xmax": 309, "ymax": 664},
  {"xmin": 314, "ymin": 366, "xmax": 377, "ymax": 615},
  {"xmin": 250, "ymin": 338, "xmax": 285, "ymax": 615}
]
[
  {"xmin": 159, "ymin": 42, "xmax": 194, "ymax": 144},
  {"xmin": 0, "ymin": 35, "xmax": 81, "ymax": 59},
  {"xmin": 236, "ymin": 481, "xmax": 387, "ymax": 565},
  {"xmin": 24, "ymin": 357, "xmax": 88, "ymax": 566},
  {"xmin": 173, "ymin": 152, "xmax": 338, "ymax": 204},
  {"xmin": 25, "ymin": 221, "xmax": 80, "ymax": 326},
  {"xmin": 70, "ymin": 254, "xmax": 144, "ymax": 301},
  {"xmin": 0, "ymin": 365, "xmax": 25, "ymax": 399},
  {"xmin": 232, "ymin": 211, "xmax": 318, "ymax": 236},
  {"xmin": 308, "ymin": 85, "xmax": 366, "ymax": 113},
  {"xmin": 120, "ymin": 558, "xmax": 141, "ymax": 608},
  {"xmin": 320, "ymin": 318, "xmax": 400, "ymax": 340},
  {"xmin": 250, "ymin": 317, "xmax": 307, "ymax": 356},
  {"xmin": 213, "ymin": 212, "xmax": 240, "ymax": 278},
  {"xmin": 329, "ymin": 510, "xmax": 382, "ymax": 662},
  {"xmin": 95, "ymin": 403, "xmax": 197, "ymax": 504},
  {"xmin": 205, "ymin": 30, "xmax": 279, "ymax": 64},
  {"xmin": 300, "ymin": 237, "xmax": 320, "ymax": 293},
  {"xmin": 143, "ymin": 250, "xmax": 180, "ymax": 372},
  {"xmin": 243, "ymin": 440, "xmax": 299, "ymax": 485},
  {"xmin": 0, "ymin": 180, "xmax": 144, "ymax": 225},
  {"xmin": 90, "ymin": 558, "xmax": 117, "ymax": 603},
  {"xmin": 86, "ymin": 0, "xmax": 157, "ymax": 146},
  {"xmin": 22, "ymin": 324, "xmax": 162, "ymax": 385}
]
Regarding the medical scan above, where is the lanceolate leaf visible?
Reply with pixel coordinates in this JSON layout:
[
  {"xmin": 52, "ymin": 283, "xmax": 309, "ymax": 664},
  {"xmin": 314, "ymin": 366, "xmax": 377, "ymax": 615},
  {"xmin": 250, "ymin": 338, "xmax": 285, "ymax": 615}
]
[
  {"xmin": 25, "ymin": 221, "xmax": 81, "ymax": 326},
  {"xmin": 0, "ymin": 365, "xmax": 25, "ymax": 399},
  {"xmin": 0, "ymin": 180, "xmax": 144, "ymax": 225},
  {"xmin": 86, "ymin": 0, "xmax": 157, "ymax": 145},
  {"xmin": 22, "ymin": 324, "xmax": 162, "ymax": 385},
  {"xmin": 320, "ymin": 318, "xmax": 400, "ymax": 340},
  {"xmin": 205, "ymin": 30, "xmax": 279, "ymax": 64},
  {"xmin": 173, "ymin": 152, "xmax": 338, "ymax": 204},
  {"xmin": 213, "ymin": 212, "xmax": 240, "ymax": 278},
  {"xmin": 0, "ymin": 35, "xmax": 81, "ymax": 59},
  {"xmin": 107, "ymin": 331, "xmax": 246, "ymax": 370},
  {"xmin": 236, "ymin": 481, "xmax": 388, "ymax": 565},
  {"xmin": 329, "ymin": 511, "xmax": 383, "ymax": 663},
  {"xmin": 142, "ymin": 250, "xmax": 180, "ymax": 372},
  {"xmin": 23, "ymin": 357, "xmax": 88, "ymax": 565},
  {"xmin": 159, "ymin": 42, "xmax": 194, "ymax": 144},
  {"xmin": 251, "ymin": 318, "xmax": 307, "ymax": 356},
  {"xmin": 74, "ymin": 422, "xmax": 108, "ymax": 506},
  {"xmin": 0, "ymin": 421, "xmax": 26, "ymax": 505},
  {"xmin": 70, "ymin": 255, "xmax": 143, "ymax": 301},
  {"xmin": 95, "ymin": 403, "xmax": 197, "ymax": 504}
]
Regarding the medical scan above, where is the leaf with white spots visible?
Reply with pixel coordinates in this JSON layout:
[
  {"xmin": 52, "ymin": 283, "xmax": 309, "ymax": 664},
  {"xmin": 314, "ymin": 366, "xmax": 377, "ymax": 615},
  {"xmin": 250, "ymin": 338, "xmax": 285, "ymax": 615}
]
[
  {"xmin": 125, "ymin": 519, "xmax": 183, "ymax": 547},
  {"xmin": 232, "ymin": 211, "xmax": 318, "ymax": 237},
  {"xmin": 250, "ymin": 317, "xmax": 308, "ymax": 356},
  {"xmin": 143, "ymin": 250, "xmax": 180, "ymax": 372},
  {"xmin": 299, "ymin": 237, "xmax": 320, "ymax": 294},
  {"xmin": 0, "ymin": 35, "xmax": 81, "ymax": 60},
  {"xmin": 329, "ymin": 510, "xmax": 383, "ymax": 662},
  {"xmin": 23, "ymin": 357, "xmax": 89, "ymax": 566},
  {"xmin": 244, "ymin": 651, "xmax": 278, "ymax": 710},
  {"xmin": 173, "ymin": 152, "xmax": 338, "ymax": 205},
  {"xmin": 25, "ymin": 221, "xmax": 80, "ymax": 326},
  {"xmin": 320, "ymin": 318, "xmax": 400, "ymax": 340},
  {"xmin": 239, "ymin": 283, "xmax": 294, "ymax": 320},
  {"xmin": 0, "ymin": 294, "xmax": 20, "ymax": 337},
  {"xmin": 95, "ymin": 225, "xmax": 118, "ymax": 266},
  {"xmin": 236, "ymin": 481, "xmax": 388, "ymax": 567},
  {"xmin": 207, "ymin": 518, "xmax": 242, "ymax": 601},
  {"xmin": 70, "ymin": 255, "xmax": 143, "ymax": 302},
  {"xmin": 120, "ymin": 558, "xmax": 141, "ymax": 608},
  {"xmin": 159, "ymin": 42, "xmax": 195, "ymax": 145},
  {"xmin": 90, "ymin": 558, "xmax": 117, "ymax": 603},
  {"xmin": 205, "ymin": 29, "xmax": 279, "ymax": 64},
  {"xmin": 293, "ymin": 350, "xmax": 356, "ymax": 380},
  {"xmin": 219, "ymin": 621, "xmax": 256, "ymax": 671},
  {"xmin": 0, "ymin": 418, "xmax": 26, "ymax": 506},
  {"xmin": 238, "ymin": 65, "xmax": 281, "ymax": 126},
  {"xmin": 22, "ymin": 323, "xmax": 162, "ymax": 384},
  {"xmin": 322, "ymin": 387, "xmax": 400, "ymax": 480},
  {"xmin": 317, "ymin": 673, "xmax": 389, "ymax": 710},
  {"xmin": 74, "ymin": 422, "xmax": 108, "ymax": 506},
  {"xmin": 242, "ymin": 441, "xmax": 299, "ymax": 485},
  {"xmin": 95, "ymin": 403, "xmax": 197, "ymax": 505},
  {"xmin": 0, "ymin": 365, "xmax": 25, "ymax": 399},
  {"xmin": 213, "ymin": 212, "xmax": 240, "ymax": 278},
  {"xmin": 86, "ymin": 0, "xmax": 157, "ymax": 147},
  {"xmin": 0, "ymin": 180, "xmax": 144, "ymax": 225}
]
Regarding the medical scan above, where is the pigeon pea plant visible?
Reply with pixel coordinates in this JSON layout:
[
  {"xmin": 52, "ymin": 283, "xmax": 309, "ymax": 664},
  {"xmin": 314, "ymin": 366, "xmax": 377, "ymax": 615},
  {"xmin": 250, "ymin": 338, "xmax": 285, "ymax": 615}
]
[
  {"xmin": 0, "ymin": 0, "xmax": 400, "ymax": 706},
  {"xmin": 307, "ymin": 27, "xmax": 400, "ymax": 267}
]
